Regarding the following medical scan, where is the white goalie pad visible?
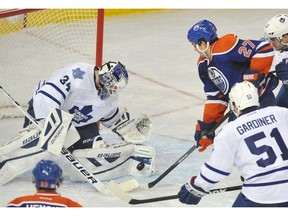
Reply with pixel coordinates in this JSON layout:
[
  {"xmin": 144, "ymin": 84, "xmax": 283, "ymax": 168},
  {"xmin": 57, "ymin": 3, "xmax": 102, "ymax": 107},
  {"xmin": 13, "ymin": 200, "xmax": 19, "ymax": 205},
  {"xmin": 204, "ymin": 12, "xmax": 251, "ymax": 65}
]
[
  {"xmin": 0, "ymin": 108, "xmax": 79, "ymax": 185},
  {"xmin": 0, "ymin": 143, "xmax": 50, "ymax": 186},
  {"xmin": 111, "ymin": 112, "xmax": 154, "ymax": 143},
  {"xmin": 0, "ymin": 127, "xmax": 41, "ymax": 156},
  {"xmin": 40, "ymin": 108, "xmax": 76, "ymax": 155},
  {"xmin": 69, "ymin": 142, "xmax": 156, "ymax": 181},
  {"xmin": 128, "ymin": 143, "xmax": 157, "ymax": 177},
  {"xmin": 0, "ymin": 108, "xmax": 78, "ymax": 156}
]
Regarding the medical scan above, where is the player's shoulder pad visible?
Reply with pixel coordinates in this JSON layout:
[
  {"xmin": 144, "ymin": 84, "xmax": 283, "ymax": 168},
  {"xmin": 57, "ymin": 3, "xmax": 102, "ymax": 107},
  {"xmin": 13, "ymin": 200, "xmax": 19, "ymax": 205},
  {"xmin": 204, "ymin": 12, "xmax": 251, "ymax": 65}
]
[{"xmin": 212, "ymin": 34, "xmax": 238, "ymax": 55}]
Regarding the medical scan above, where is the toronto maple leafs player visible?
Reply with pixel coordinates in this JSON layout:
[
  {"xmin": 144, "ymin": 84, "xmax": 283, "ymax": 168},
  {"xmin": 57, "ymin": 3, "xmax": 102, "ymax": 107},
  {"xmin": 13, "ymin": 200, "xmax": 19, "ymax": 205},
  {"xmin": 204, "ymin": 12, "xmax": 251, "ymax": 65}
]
[
  {"xmin": 264, "ymin": 14, "xmax": 288, "ymax": 108},
  {"xmin": 178, "ymin": 81, "xmax": 288, "ymax": 207},
  {"xmin": 187, "ymin": 19, "xmax": 279, "ymax": 152},
  {"xmin": 0, "ymin": 61, "xmax": 156, "ymax": 185}
]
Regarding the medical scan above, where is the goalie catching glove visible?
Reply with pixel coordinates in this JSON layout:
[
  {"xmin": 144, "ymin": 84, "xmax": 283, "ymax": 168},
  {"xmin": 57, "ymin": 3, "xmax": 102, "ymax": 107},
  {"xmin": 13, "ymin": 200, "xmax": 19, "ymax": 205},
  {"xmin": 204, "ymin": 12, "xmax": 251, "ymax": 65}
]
[{"xmin": 111, "ymin": 111, "xmax": 154, "ymax": 143}]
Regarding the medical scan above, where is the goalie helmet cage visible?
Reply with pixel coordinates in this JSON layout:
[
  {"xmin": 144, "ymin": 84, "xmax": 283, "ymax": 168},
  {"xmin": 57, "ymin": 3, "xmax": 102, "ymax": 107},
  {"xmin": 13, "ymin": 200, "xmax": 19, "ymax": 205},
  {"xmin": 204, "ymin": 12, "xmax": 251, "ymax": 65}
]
[{"xmin": 0, "ymin": 9, "xmax": 104, "ymax": 118}]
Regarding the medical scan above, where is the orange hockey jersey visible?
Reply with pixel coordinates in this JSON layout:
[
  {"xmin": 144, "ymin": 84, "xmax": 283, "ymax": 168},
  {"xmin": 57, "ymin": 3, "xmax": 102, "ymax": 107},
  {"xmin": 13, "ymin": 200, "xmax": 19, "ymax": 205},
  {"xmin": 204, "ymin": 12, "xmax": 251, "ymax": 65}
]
[
  {"xmin": 197, "ymin": 34, "xmax": 275, "ymax": 123},
  {"xmin": 6, "ymin": 191, "xmax": 82, "ymax": 207}
]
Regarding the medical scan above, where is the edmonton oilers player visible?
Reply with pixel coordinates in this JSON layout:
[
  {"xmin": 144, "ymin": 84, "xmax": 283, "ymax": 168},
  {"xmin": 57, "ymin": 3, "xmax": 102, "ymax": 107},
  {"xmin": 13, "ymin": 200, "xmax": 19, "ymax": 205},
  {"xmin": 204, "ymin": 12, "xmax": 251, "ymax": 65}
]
[
  {"xmin": 7, "ymin": 160, "xmax": 82, "ymax": 207},
  {"xmin": 187, "ymin": 19, "xmax": 279, "ymax": 152}
]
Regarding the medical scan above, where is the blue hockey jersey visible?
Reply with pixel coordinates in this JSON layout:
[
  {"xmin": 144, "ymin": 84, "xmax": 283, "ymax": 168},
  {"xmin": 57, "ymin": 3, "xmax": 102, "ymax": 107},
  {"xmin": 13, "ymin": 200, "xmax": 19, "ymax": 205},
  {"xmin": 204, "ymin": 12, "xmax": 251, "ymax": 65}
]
[{"xmin": 197, "ymin": 34, "xmax": 275, "ymax": 123}]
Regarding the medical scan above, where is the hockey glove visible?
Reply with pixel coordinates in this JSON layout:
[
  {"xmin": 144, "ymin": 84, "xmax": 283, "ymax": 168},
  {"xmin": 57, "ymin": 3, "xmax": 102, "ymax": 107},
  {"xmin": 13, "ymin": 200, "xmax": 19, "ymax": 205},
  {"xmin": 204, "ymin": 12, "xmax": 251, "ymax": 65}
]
[
  {"xmin": 243, "ymin": 69, "xmax": 265, "ymax": 88},
  {"xmin": 194, "ymin": 120, "xmax": 216, "ymax": 152},
  {"xmin": 276, "ymin": 58, "xmax": 288, "ymax": 83},
  {"xmin": 178, "ymin": 176, "xmax": 208, "ymax": 205},
  {"xmin": 258, "ymin": 72, "xmax": 279, "ymax": 99}
]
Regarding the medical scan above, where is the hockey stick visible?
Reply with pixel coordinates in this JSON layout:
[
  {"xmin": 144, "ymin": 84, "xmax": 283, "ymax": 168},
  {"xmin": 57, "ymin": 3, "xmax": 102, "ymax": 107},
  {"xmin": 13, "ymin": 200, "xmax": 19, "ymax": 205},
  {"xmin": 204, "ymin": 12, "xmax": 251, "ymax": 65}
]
[
  {"xmin": 119, "ymin": 110, "xmax": 234, "ymax": 191},
  {"xmin": 111, "ymin": 71, "xmax": 276, "ymax": 192},
  {"xmin": 108, "ymin": 180, "xmax": 242, "ymax": 205},
  {"xmin": 0, "ymin": 85, "xmax": 137, "ymax": 194}
]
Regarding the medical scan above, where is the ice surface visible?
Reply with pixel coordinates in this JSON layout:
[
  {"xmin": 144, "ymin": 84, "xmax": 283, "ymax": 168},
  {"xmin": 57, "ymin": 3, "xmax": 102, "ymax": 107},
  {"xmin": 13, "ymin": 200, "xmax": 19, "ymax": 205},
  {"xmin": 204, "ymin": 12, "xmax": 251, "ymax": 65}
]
[{"xmin": 1, "ymin": 9, "xmax": 287, "ymax": 213}]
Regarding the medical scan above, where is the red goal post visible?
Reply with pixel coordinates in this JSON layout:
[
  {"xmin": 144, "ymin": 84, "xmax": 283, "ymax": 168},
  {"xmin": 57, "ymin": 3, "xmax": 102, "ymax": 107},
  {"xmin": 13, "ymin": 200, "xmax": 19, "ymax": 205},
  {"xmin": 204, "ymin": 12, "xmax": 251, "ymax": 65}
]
[{"xmin": 0, "ymin": 9, "xmax": 104, "ymax": 118}]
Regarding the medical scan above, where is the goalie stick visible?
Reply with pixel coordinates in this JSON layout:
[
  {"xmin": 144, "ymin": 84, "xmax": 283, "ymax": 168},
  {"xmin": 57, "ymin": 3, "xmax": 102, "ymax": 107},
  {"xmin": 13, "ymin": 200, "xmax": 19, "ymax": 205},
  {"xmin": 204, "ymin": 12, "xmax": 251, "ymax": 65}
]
[
  {"xmin": 0, "ymin": 85, "xmax": 138, "ymax": 194},
  {"xmin": 108, "ymin": 180, "xmax": 242, "ymax": 205},
  {"xmin": 118, "ymin": 110, "xmax": 234, "ymax": 192}
]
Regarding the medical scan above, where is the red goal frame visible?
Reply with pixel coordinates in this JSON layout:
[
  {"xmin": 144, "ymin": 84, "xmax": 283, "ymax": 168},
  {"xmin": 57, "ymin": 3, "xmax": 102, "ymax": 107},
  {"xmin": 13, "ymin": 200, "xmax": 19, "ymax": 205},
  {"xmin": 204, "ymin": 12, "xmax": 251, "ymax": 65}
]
[{"xmin": 0, "ymin": 8, "xmax": 104, "ymax": 67}]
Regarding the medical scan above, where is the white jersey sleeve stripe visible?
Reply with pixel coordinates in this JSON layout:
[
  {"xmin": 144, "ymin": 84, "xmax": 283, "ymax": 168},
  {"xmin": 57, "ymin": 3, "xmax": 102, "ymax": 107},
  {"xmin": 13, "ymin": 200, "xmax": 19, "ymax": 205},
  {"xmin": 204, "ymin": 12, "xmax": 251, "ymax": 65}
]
[
  {"xmin": 205, "ymin": 162, "xmax": 230, "ymax": 176},
  {"xmin": 100, "ymin": 107, "xmax": 119, "ymax": 122},
  {"xmin": 199, "ymin": 173, "xmax": 219, "ymax": 184},
  {"xmin": 45, "ymin": 82, "xmax": 67, "ymax": 99},
  {"xmin": 247, "ymin": 165, "xmax": 288, "ymax": 180},
  {"xmin": 37, "ymin": 90, "xmax": 61, "ymax": 106},
  {"xmin": 244, "ymin": 178, "xmax": 288, "ymax": 187}
]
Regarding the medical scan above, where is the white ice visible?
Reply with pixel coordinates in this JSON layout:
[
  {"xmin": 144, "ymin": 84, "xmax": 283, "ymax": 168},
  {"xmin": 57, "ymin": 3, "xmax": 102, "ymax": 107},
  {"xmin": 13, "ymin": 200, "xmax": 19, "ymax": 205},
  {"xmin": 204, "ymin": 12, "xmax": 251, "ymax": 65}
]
[{"xmin": 0, "ymin": 9, "xmax": 287, "ymax": 213}]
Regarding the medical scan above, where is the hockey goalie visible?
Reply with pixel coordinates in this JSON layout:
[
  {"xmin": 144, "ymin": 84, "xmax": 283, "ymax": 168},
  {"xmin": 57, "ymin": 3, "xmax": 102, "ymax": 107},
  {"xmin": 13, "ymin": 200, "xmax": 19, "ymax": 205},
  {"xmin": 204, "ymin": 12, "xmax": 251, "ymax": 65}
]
[
  {"xmin": 69, "ymin": 111, "xmax": 156, "ymax": 181},
  {"xmin": 0, "ymin": 61, "xmax": 156, "ymax": 185}
]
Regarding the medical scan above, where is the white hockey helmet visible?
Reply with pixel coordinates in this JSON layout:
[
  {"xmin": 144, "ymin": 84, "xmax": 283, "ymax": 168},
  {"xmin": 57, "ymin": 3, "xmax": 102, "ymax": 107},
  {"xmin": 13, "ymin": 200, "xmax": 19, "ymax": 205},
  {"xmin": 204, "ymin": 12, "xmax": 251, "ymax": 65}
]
[
  {"xmin": 229, "ymin": 81, "xmax": 259, "ymax": 116},
  {"xmin": 99, "ymin": 61, "xmax": 128, "ymax": 98},
  {"xmin": 264, "ymin": 14, "xmax": 288, "ymax": 44}
]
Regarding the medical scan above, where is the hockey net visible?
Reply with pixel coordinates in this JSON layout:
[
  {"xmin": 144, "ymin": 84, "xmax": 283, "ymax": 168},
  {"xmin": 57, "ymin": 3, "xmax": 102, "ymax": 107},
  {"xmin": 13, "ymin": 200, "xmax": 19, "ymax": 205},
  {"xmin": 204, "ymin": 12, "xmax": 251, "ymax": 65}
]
[{"xmin": 0, "ymin": 9, "xmax": 103, "ymax": 119}]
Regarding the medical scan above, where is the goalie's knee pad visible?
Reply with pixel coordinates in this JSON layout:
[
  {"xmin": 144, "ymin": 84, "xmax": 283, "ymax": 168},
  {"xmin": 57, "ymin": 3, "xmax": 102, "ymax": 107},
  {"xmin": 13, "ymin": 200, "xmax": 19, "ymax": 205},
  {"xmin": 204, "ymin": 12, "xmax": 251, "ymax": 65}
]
[{"xmin": 69, "ymin": 142, "xmax": 156, "ymax": 181}]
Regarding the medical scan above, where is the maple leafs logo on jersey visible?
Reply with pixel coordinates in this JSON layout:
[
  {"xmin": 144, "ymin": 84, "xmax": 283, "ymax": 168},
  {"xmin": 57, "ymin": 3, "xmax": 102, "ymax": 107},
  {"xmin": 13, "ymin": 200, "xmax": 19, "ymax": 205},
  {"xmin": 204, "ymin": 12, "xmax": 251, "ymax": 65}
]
[
  {"xmin": 72, "ymin": 68, "xmax": 85, "ymax": 79},
  {"xmin": 69, "ymin": 105, "xmax": 93, "ymax": 124}
]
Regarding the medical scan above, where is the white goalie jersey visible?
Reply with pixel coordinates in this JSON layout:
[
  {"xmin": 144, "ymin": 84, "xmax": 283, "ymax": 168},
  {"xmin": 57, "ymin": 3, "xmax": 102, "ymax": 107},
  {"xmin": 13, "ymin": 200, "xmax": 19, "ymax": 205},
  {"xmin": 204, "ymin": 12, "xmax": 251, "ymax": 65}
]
[
  {"xmin": 0, "ymin": 61, "xmax": 157, "ymax": 187},
  {"xmin": 31, "ymin": 62, "xmax": 121, "ymax": 128},
  {"xmin": 195, "ymin": 106, "xmax": 288, "ymax": 204}
]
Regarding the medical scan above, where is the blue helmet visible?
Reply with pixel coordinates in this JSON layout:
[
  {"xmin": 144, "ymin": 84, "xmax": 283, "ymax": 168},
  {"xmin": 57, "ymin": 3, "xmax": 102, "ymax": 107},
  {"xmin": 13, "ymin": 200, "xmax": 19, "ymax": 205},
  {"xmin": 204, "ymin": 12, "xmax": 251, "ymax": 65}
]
[
  {"xmin": 33, "ymin": 160, "xmax": 63, "ymax": 189},
  {"xmin": 187, "ymin": 19, "xmax": 218, "ymax": 44}
]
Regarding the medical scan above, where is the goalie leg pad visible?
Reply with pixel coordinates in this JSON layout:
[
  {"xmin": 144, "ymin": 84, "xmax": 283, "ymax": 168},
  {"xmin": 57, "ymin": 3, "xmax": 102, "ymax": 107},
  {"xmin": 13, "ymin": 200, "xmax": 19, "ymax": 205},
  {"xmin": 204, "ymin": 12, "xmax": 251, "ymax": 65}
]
[
  {"xmin": 40, "ymin": 108, "xmax": 74, "ymax": 155},
  {"xmin": 69, "ymin": 143, "xmax": 134, "ymax": 181},
  {"xmin": 128, "ymin": 144, "xmax": 156, "ymax": 177},
  {"xmin": 0, "ymin": 127, "xmax": 41, "ymax": 155},
  {"xmin": 69, "ymin": 143, "xmax": 156, "ymax": 181},
  {"xmin": 0, "ymin": 147, "xmax": 49, "ymax": 185}
]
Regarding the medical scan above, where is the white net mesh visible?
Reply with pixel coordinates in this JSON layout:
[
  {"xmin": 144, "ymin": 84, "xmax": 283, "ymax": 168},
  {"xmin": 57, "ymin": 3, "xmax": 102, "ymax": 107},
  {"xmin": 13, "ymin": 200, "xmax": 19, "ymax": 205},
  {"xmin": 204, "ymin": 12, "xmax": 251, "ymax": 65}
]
[{"xmin": 0, "ymin": 9, "xmax": 99, "ymax": 118}]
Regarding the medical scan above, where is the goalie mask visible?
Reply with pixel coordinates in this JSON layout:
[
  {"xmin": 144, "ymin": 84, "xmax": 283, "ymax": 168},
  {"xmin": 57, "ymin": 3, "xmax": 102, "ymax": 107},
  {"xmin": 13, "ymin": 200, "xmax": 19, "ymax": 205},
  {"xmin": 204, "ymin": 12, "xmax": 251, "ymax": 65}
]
[{"xmin": 98, "ymin": 61, "xmax": 128, "ymax": 100}]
